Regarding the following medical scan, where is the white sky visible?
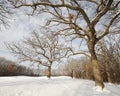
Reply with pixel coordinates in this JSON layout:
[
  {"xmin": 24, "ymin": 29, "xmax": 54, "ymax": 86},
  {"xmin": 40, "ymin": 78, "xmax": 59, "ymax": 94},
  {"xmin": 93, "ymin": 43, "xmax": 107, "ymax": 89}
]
[
  {"xmin": 0, "ymin": 7, "xmax": 47, "ymax": 61},
  {"xmin": 0, "ymin": 10, "xmax": 87, "ymax": 62}
]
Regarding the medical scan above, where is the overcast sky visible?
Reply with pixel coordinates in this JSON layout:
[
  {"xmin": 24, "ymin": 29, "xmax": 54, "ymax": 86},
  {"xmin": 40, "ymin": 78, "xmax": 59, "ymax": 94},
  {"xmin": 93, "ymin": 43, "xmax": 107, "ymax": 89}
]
[
  {"xmin": 0, "ymin": 7, "xmax": 48, "ymax": 61},
  {"xmin": 0, "ymin": 5, "xmax": 88, "ymax": 63}
]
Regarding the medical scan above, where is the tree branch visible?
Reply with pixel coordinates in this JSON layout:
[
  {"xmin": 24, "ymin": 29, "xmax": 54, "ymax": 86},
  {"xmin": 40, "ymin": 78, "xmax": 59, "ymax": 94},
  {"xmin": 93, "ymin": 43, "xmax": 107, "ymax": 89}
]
[
  {"xmin": 9, "ymin": 0, "xmax": 91, "ymax": 29},
  {"xmin": 97, "ymin": 11, "xmax": 120, "ymax": 42},
  {"xmin": 91, "ymin": 0, "xmax": 113, "ymax": 26}
]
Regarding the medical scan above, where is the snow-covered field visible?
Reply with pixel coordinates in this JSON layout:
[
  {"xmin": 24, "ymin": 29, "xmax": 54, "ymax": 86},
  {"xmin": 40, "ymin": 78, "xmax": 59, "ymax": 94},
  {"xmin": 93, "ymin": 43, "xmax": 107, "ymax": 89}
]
[{"xmin": 0, "ymin": 76, "xmax": 120, "ymax": 96}]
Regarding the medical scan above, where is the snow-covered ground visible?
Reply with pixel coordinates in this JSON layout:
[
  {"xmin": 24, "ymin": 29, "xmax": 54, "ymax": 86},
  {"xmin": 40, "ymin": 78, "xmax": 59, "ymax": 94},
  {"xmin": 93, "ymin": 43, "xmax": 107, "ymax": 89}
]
[{"xmin": 0, "ymin": 76, "xmax": 120, "ymax": 96}]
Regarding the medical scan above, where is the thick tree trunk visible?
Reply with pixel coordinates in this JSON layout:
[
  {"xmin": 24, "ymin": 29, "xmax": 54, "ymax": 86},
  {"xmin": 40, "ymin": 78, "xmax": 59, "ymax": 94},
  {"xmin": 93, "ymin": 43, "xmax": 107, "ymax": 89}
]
[
  {"xmin": 88, "ymin": 41, "xmax": 104, "ymax": 88},
  {"xmin": 47, "ymin": 65, "xmax": 51, "ymax": 78},
  {"xmin": 91, "ymin": 58, "xmax": 104, "ymax": 88}
]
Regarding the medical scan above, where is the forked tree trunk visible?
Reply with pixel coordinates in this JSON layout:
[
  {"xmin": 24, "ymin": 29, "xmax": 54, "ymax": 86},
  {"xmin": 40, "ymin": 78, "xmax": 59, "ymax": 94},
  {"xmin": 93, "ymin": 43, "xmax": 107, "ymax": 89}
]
[{"xmin": 88, "ymin": 41, "xmax": 104, "ymax": 88}]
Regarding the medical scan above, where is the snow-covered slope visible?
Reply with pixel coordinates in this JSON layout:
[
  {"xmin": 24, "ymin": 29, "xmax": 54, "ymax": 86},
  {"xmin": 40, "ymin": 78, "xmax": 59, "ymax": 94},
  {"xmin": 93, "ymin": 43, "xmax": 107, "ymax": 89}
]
[{"xmin": 0, "ymin": 76, "xmax": 120, "ymax": 96}]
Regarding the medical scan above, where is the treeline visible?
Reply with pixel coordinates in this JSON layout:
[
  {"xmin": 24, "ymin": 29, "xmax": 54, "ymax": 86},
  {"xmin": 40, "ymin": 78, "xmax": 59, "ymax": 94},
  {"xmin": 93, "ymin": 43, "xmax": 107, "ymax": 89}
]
[
  {"xmin": 57, "ymin": 55, "xmax": 120, "ymax": 84},
  {"xmin": 0, "ymin": 57, "xmax": 34, "ymax": 76}
]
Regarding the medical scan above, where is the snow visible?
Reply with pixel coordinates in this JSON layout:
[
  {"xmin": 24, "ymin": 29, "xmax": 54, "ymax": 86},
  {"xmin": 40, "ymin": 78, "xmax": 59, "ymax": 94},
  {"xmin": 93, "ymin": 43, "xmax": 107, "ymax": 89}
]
[{"xmin": 0, "ymin": 76, "xmax": 120, "ymax": 96}]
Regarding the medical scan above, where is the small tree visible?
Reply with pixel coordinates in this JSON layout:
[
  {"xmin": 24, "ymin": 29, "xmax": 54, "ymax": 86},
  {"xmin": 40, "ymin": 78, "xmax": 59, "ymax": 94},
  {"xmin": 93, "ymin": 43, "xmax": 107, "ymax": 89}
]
[{"xmin": 7, "ymin": 28, "xmax": 71, "ymax": 78}]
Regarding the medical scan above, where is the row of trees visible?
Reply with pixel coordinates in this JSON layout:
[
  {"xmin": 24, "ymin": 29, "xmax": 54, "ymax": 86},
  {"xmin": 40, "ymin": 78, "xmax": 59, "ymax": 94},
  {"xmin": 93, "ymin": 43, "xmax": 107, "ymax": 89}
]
[
  {"xmin": 58, "ymin": 57, "xmax": 93, "ymax": 79},
  {"xmin": 0, "ymin": 57, "xmax": 34, "ymax": 76},
  {"xmin": 0, "ymin": 0, "xmax": 120, "ymax": 89}
]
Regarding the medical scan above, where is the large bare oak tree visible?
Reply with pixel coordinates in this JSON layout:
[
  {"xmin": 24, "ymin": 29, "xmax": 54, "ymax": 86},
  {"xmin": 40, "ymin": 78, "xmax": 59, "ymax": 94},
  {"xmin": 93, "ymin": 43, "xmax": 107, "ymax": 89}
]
[{"xmin": 8, "ymin": 0, "xmax": 120, "ymax": 88}]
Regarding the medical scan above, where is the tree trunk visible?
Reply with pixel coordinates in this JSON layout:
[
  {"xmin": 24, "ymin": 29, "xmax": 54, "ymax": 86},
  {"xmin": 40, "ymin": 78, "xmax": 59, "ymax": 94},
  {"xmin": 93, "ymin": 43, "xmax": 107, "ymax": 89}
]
[
  {"xmin": 92, "ymin": 58, "xmax": 104, "ymax": 88},
  {"xmin": 88, "ymin": 41, "xmax": 104, "ymax": 88},
  {"xmin": 47, "ymin": 65, "xmax": 51, "ymax": 78},
  {"xmin": 105, "ymin": 61, "xmax": 112, "ymax": 83},
  {"xmin": 85, "ymin": 64, "xmax": 89, "ymax": 79}
]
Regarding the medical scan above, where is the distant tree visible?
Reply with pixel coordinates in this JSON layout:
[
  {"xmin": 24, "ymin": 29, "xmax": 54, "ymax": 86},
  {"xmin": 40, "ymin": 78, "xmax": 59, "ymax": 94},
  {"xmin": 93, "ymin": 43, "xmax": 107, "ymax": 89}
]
[
  {"xmin": 0, "ymin": 57, "xmax": 34, "ymax": 76},
  {"xmin": 0, "ymin": 57, "xmax": 16, "ymax": 75},
  {"xmin": 0, "ymin": 57, "xmax": 7, "ymax": 75},
  {"xmin": 7, "ymin": 28, "xmax": 71, "ymax": 78},
  {"xmin": 59, "ymin": 57, "xmax": 93, "ymax": 79},
  {"xmin": 7, "ymin": 62, "xmax": 16, "ymax": 74}
]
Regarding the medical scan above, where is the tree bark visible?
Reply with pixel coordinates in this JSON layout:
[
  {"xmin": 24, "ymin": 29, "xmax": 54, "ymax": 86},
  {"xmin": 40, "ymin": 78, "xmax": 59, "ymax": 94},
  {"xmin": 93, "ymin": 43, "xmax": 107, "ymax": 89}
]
[
  {"xmin": 88, "ymin": 41, "xmax": 104, "ymax": 88},
  {"xmin": 85, "ymin": 64, "xmax": 89, "ymax": 79},
  {"xmin": 47, "ymin": 65, "xmax": 51, "ymax": 78},
  {"xmin": 105, "ymin": 61, "xmax": 112, "ymax": 83}
]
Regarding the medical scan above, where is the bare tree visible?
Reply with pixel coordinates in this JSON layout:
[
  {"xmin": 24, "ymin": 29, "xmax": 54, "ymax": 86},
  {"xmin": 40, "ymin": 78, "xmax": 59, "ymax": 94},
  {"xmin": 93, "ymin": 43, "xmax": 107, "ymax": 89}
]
[
  {"xmin": 8, "ymin": 0, "xmax": 120, "ymax": 88},
  {"xmin": 59, "ymin": 57, "xmax": 93, "ymax": 79},
  {"xmin": 0, "ymin": 0, "xmax": 11, "ymax": 28},
  {"xmin": 97, "ymin": 35, "xmax": 120, "ymax": 83},
  {"xmin": 7, "ymin": 28, "xmax": 71, "ymax": 78}
]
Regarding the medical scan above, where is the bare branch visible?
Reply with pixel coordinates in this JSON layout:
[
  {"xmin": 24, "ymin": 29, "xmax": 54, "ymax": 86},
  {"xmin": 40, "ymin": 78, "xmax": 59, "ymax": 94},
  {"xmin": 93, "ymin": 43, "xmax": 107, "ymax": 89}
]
[
  {"xmin": 69, "ymin": 51, "xmax": 91, "ymax": 58},
  {"xmin": 78, "ymin": 0, "xmax": 99, "ymax": 5},
  {"xmin": 97, "ymin": 11, "xmax": 120, "ymax": 42},
  {"xmin": 110, "ymin": 1, "xmax": 120, "ymax": 10},
  {"xmin": 91, "ymin": 0, "xmax": 113, "ymax": 26},
  {"xmin": 9, "ymin": 0, "xmax": 91, "ymax": 28}
]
